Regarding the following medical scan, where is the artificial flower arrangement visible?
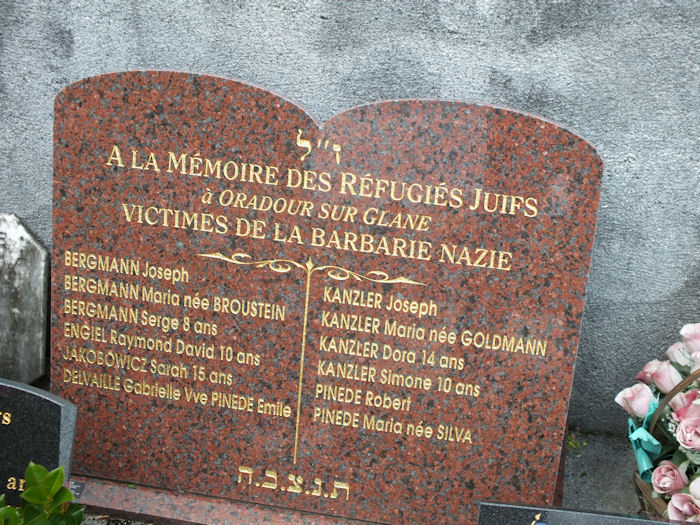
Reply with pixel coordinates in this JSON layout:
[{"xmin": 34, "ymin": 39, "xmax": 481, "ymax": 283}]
[{"xmin": 616, "ymin": 322, "xmax": 700, "ymax": 522}]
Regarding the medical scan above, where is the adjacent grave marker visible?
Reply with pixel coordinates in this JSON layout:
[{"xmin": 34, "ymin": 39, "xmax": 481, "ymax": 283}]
[
  {"xmin": 51, "ymin": 71, "xmax": 603, "ymax": 524},
  {"xmin": 0, "ymin": 213, "xmax": 48, "ymax": 383},
  {"xmin": 478, "ymin": 503, "xmax": 654, "ymax": 525},
  {"xmin": 0, "ymin": 378, "xmax": 77, "ymax": 506}
]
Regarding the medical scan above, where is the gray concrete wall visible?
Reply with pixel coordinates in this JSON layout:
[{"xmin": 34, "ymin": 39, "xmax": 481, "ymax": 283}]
[{"xmin": 1, "ymin": 0, "xmax": 697, "ymax": 434}]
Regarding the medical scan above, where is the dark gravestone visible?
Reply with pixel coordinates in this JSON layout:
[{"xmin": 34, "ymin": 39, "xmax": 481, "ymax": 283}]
[
  {"xmin": 0, "ymin": 213, "xmax": 48, "ymax": 383},
  {"xmin": 478, "ymin": 503, "xmax": 654, "ymax": 525},
  {"xmin": 51, "ymin": 71, "xmax": 603, "ymax": 524},
  {"xmin": 0, "ymin": 378, "xmax": 77, "ymax": 506}
]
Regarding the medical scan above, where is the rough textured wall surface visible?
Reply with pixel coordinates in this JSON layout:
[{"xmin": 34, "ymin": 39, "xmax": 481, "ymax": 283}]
[{"xmin": 0, "ymin": 0, "xmax": 697, "ymax": 434}]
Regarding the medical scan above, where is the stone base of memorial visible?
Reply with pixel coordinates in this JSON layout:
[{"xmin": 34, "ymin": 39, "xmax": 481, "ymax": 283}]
[
  {"xmin": 70, "ymin": 476, "xmax": 361, "ymax": 524},
  {"xmin": 69, "ymin": 460, "xmax": 568, "ymax": 524},
  {"xmin": 70, "ymin": 445, "xmax": 568, "ymax": 524}
]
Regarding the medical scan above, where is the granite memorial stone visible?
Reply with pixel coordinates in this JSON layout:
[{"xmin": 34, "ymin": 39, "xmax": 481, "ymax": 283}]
[
  {"xmin": 0, "ymin": 213, "xmax": 48, "ymax": 383},
  {"xmin": 0, "ymin": 378, "xmax": 77, "ymax": 506},
  {"xmin": 51, "ymin": 71, "xmax": 603, "ymax": 524}
]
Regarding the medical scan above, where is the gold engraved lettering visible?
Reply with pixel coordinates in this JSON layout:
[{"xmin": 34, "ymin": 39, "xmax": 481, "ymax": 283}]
[
  {"xmin": 217, "ymin": 191, "xmax": 315, "ymax": 217},
  {"xmin": 62, "ymin": 347, "xmax": 150, "ymax": 374},
  {"xmin": 384, "ymin": 293, "xmax": 437, "ymax": 318},
  {"xmin": 210, "ymin": 391, "xmax": 254, "ymax": 411},
  {"xmin": 330, "ymin": 481, "xmax": 350, "ymax": 501},
  {"xmin": 438, "ymin": 244, "xmax": 513, "ymax": 271},
  {"xmin": 121, "ymin": 203, "xmax": 229, "ymax": 235},
  {"xmin": 286, "ymin": 168, "xmax": 332, "ymax": 192},
  {"xmin": 382, "ymin": 343, "xmax": 416, "ymax": 364},
  {"xmin": 436, "ymin": 424, "xmax": 473, "ymax": 444},
  {"xmin": 123, "ymin": 378, "xmax": 181, "ymax": 400},
  {"xmin": 295, "ymin": 129, "xmax": 312, "ymax": 161},
  {"xmin": 379, "ymin": 368, "xmax": 432, "ymax": 391},
  {"xmin": 198, "ymin": 252, "xmax": 422, "ymax": 464},
  {"xmin": 295, "ymin": 129, "xmax": 343, "ymax": 165},
  {"xmin": 166, "ymin": 151, "xmax": 280, "ymax": 184},
  {"xmin": 141, "ymin": 285, "xmax": 180, "ymax": 306},
  {"xmin": 460, "ymin": 329, "xmax": 547, "ymax": 357},
  {"xmin": 468, "ymin": 188, "xmax": 538, "ymax": 218},
  {"xmin": 361, "ymin": 207, "xmax": 432, "ymax": 231},
  {"xmin": 1, "ymin": 412, "xmax": 10, "ymax": 425},
  {"xmin": 106, "ymin": 145, "xmax": 124, "ymax": 167},
  {"xmin": 64, "ymin": 274, "xmax": 140, "ymax": 300},
  {"xmin": 322, "ymin": 285, "xmax": 383, "ymax": 309},
  {"xmin": 6, "ymin": 477, "xmax": 25, "ymax": 492},
  {"xmin": 317, "ymin": 359, "xmax": 377, "ymax": 383},
  {"xmin": 311, "ymin": 478, "xmax": 323, "ymax": 497},
  {"xmin": 319, "ymin": 335, "xmax": 379, "ymax": 359},
  {"xmin": 310, "ymin": 227, "xmax": 432, "ymax": 260},
  {"xmin": 234, "ymin": 464, "xmax": 350, "ymax": 501},
  {"xmin": 262, "ymin": 469, "xmax": 278, "ymax": 490},
  {"xmin": 237, "ymin": 465, "xmax": 253, "ymax": 484},
  {"xmin": 262, "ymin": 469, "xmax": 277, "ymax": 490},
  {"xmin": 111, "ymin": 330, "xmax": 173, "ymax": 353},
  {"xmin": 362, "ymin": 414, "xmax": 403, "ymax": 434},
  {"xmin": 149, "ymin": 359, "xmax": 188, "ymax": 379},
  {"xmin": 141, "ymin": 261, "xmax": 189, "ymax": 284},
  {"xmin": 256, "ymin": 398, "xmax": 292, "ymax": 418},
  {"xmin": 317, "ymin": 203, "xmax": 357, "ymax": 222},
  {"xmin": 313, "ymin": 407, "xmax": 360, "ymax": 428},
  {"xmin": 212, "ymin": 296, "xmax": 285, "ymax": 321},
  {"xmin": 64, "ymin": 250, "xmax": 140, "ymax": 275},
  {"xmin": 272, "ymin": 223, "xmax": 305, "ymax": 244},
  {"xmin": 63, "ymin": 300, "xmax": 138, "ymax": 324},
  {"xmin": 364, "ymin": 389, "xmax": 412, "ymax": 411},
  {"xmin": 287, "ymin": 474, "xmax": 303, "ymax": 494},
  {"xmin": 130, "ymin": 150, "xmax": 160, "ymax": 172},
  {"xmin": 315, "ymin": 383, "xmax": 363, "ymax": 405},
  {"xmin": 383, "ymin": 319, "xmax": 425, "ymax": 340},
  {"xmin": 321, "ymin": 310, "xmax": 380, "ymax": 334},
  {"xmin": 63, "ymin": 367, "xmax": 122, "ymax": 391},
  {"xmin": 338, "ymin": 171, "xmax": 462, "ymax": 208}
]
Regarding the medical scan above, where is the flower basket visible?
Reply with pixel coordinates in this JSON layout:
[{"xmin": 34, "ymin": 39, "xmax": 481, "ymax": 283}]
[
  {"xmin": 634, "ymin": 471, "xmax": 668, "ymax": 517},
  {"xmin": 616, "ymin": 323, "xmax": 700, "ymax": 522},
  {"xmin": 633, "ymin": 368, "xmax": 700, "ymax": 518}
]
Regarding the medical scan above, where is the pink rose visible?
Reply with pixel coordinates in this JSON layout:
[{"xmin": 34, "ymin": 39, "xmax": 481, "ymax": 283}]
[
  {"xmin": 636, "ymin": 359, "xmax": 662, "ymax": 384},
  {"xmin": 671, "ymin": 390, "xmax": 700, "ymax": 421},
  {"xmin": 615, "ymin": 383, "xmax": 654, "ymax": 418},
  {"xmin": 676, "ymin": 417, "xmax": 700, "ymax": 450},
  {"xmin": 667, "ymin": 341, "xmax": 694, "ymax": 367},
  {"xmin": 691, "ymin": 478, "xmax": 700, "ymax": 500},
  {"xmin": 670, "ymin": 390, "xmax": 699, "ymax": 412},
  {"xmin": 651, "ymin": 460, "xmax": 688, "ymax": 494},
  {"xmin": 650, "ymin": 360, "xmax": 683, "ymax": 393},
  {"xmin": 682, "ymin": 323, "xmax": 700, "ymax": 354},
  {"xmin": 669, "ymin": 492, "xmax": 700, "ymax": 522}
]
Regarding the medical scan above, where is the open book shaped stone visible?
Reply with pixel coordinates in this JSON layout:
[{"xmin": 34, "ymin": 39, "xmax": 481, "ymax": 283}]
[{"xmin": 52, "ymin": 71, "xmax": 603, "ymax": 524}]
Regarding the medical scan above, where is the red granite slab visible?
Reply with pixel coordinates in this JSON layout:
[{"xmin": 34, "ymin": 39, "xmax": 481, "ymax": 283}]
[{"xmin": 51, "ymin": 71, "xmax": 603, "ymax": 524}]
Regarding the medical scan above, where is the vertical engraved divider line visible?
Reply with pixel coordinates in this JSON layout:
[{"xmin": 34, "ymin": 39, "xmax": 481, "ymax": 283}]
[
  {"xmin": 197, "ymin": 252, "xmax": 424, "ymax": 465},
  {"xmin": 292, "ymin": 267, "xmax": 313, "ymax": 464}
]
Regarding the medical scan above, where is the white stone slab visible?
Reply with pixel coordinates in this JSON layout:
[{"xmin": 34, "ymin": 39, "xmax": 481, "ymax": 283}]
[{"xmin": 0, "ymin": 213, "xmax": 48, "ymax": 383}]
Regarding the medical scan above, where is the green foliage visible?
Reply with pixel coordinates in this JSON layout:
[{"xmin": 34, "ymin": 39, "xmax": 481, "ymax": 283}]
[
  {"xmin": 0, "ymin": 463, "xmax": 84, "ymax": 525},
  {"xmin": 567, "ymin": 433, "xmax": 587, "ymax": 450}
]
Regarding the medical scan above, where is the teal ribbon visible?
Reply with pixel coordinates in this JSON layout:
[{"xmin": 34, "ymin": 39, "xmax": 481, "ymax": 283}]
[{"xmin": 628, "ymin": 397, "xmax": 662, "ymax": 483}]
